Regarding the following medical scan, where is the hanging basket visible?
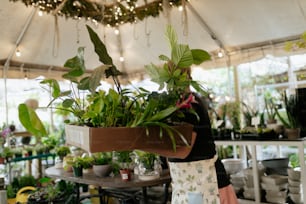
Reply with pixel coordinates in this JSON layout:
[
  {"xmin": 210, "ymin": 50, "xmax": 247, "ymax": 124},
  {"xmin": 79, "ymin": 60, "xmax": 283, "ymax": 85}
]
[{"xmin": 65, "ymin": 124, "xmax": 196, "ymax": 159}]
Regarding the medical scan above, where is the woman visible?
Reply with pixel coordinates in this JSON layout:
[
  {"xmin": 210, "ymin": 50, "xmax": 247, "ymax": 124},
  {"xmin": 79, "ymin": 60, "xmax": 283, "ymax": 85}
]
[{"xmin": 167, "ymin": 93, "xmax": 238, "ymax": 204}]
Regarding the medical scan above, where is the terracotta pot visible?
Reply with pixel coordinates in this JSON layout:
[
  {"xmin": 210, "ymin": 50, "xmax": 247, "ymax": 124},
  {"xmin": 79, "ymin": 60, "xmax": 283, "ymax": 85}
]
[
  {"xmin": 0, "ymin": 157, "xmax": 5, "ymax": 164},
  {"xmin": 93, "ymin": 164, "xmax": 112, "ymax": 177},
  {"xmin": 285, "ymin": 128, "xmax": 300, "ymax": 140},
  {"xmin": 119, "ymin": 169, "xmax": 131, "ymax": 181}
]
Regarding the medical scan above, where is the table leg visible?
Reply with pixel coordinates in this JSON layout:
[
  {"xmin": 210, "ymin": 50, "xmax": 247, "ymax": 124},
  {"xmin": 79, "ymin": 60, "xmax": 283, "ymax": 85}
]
[
  {"xmin": 142, "ymin": 187, "xmax": 147, "ymax": 203},
  {"xmin": 163, "ymin": 183, "xmax": 170, "ymax": 204},
  {"xmin": 75, "ymin": 183, "xmax": 80, "ymax": 203}
]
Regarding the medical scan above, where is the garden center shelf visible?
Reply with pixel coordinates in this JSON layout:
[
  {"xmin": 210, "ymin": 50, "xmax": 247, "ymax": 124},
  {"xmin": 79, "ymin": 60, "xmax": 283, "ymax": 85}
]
[
  {"xmin": 215, "ymin": 138, "xmax": 306, "ymax": 204},
  {"xmin": 7, "ymin": 153, "xmax": 56, "ymax": 183}
]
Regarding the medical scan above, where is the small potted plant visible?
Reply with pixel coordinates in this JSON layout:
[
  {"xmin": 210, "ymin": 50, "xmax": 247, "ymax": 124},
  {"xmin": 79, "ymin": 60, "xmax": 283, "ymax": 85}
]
[
  {"xmin": 55, "ymin": 146, "xmax": 71, "ymax": 161},
  {"xmin": 2, "ymin": 147, "xmax": 13, "ymax": 162},
  {"xmin": 92, "ymin": 152, "xmax": 113, "ymax": 177},
  {"xmin": 35, "ymin": 144, "xmax": 46, "ymax": 155},
  {"xmin": 69, "ymin": 156, "xmax": 85, "ymax": 177},
  {"xmin": 134, "ymin": 150, "xmax": 161, "ymax": 180},
  {"xmin": 12, "ymin": 147, "xmax": 23, "ymax": 158},
  {"xmin": 115, "ymin": 151, "xmax": 133, "ymax": 181},
  {"xmin": 62, "ymin": 154, "xmax": 73, "ymax": 172},
  {"xmin": 81, "ymin": 155, "xmax": 94, "ymax": 174},
  {"xmin": 24, "ymin": 145, "xmax": 34, "ymax": 157},
  {"xmin": 275, "ymin": 92, "xmax": 300, "ymax": 139}
]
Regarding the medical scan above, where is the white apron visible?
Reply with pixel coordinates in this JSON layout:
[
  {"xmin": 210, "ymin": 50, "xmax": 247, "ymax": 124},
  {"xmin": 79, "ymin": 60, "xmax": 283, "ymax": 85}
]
[{"xmin": 168, "ymin": 155, "xmax": 220, "ymax": 204}]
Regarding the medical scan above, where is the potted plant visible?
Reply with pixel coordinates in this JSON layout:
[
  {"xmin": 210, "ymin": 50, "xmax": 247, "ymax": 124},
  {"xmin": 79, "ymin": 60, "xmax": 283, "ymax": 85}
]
[
  {"xmin": 135, "ymin": 150, "xmax": 161, "ymax": 180},
  {"xmin": 2, "ymin": 147, "xmax": 13, "ymax": 162},
  {"xmin": 62, "ymin": 154, "xmax": 74, "ymax": 172},
  {"xmin": 55, "ymin": 146, "xmax": 71, "ymax": 161},
  {"xmin": 81, "ymin": 155, "xmax": 94, "ymax": 173},
  {"xmin": 6, "ymin": 184, "xmax": 17, "ymax": 204},
  {"xmin": 92, "ymin": 152, "xmax": 113, "ymax": 177},
  {"xmin": 275, "ymin": 92, "xmax": 300, "ymax": 139},
  {"xmin": 264, "ymin": 94, "xmax": 278, "ymax": 124},
  {"xmin": 69, "ymin": 156, "xmax": 85, "ymax": 177},
  {"xmin": 12, "ymin": 147, "xmax": 23, "ymax": 158},
  {"xmin": 24, "ymin": 145, "xmax": 34, "ymax": 157},
  {"xmin": 18, "ymin": 25, "xmax": 209, "ymax": 158}
]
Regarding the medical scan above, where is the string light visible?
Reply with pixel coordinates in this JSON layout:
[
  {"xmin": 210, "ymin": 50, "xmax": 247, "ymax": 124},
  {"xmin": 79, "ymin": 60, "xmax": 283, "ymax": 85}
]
[
  {"xmin": 11, "ymin": 0, "xmax": 185, "ymax": 27},
  {"xmin": 38, "ymin": 10, "xmax": 43, "ymax": 16},
  {"xmin": 114, "ymin": 28, "xmax": 120, "ymax": 35},
  {"xmin": 119, "ymin": 56, "xmax": 125, "ymax": 62},
  {"xmin": 217, "ymin": 50, "xmax": 224, "ymax": 58}
]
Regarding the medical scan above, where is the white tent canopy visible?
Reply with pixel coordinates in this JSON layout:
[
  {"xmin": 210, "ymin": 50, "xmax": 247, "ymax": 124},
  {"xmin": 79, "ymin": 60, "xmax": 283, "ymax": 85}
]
[{"xmin": 1, "ymin": 0, "xmax": 306, "ymax": 79}]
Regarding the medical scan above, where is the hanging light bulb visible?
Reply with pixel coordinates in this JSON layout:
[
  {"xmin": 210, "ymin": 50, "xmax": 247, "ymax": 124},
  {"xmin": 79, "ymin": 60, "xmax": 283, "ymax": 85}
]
[
  {"xmin": 16, "ymin": 49, "xmax": 21, "ymax": 57},
  {"xmin": 178, "ymin": 5, "xmax": 184, "ymax": 12},
  {"xmin": 119, "ymin": 56, "xmax": 124, "ymax": 62},
  {"xmin": 38, "ymin": 10, "xmax": 43, "ymax": 16},
  {"xmin": 217, "ymin": 50, "xmax": 223, "ymax": 58},
  {"xmin": 114, "ymin": 28, "xmax": 120, "ymax": 35}
]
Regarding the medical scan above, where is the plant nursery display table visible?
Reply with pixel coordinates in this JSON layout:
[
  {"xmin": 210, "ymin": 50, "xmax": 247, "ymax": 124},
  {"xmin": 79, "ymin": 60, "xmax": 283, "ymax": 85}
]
[
  {"xmin": 45, "ymin": 166, "xmax": 171, "ymax": 204},
  {"xmin": 215, "ymin": 137, "xmax": 306, "ymax": 204}
]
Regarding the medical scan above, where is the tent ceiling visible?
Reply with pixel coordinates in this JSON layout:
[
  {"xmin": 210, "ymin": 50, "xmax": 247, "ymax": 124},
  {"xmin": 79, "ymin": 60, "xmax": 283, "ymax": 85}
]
[{"xmin": 1, "ymin": 0, "xmax": 306, "ymax": 79}]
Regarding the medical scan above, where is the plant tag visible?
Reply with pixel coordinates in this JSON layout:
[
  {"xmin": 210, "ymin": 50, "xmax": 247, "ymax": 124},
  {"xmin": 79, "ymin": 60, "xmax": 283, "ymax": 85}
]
[{"xmin": 251, "ymin": 117, "xmax": 260, "ymax": 127}]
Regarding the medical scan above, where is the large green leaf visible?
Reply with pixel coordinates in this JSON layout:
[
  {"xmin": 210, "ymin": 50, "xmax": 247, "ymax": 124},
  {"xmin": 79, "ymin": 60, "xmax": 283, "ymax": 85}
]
[
  {"xmin": 40, "ymin": 79, "xmax": 60, "ymax": 98},
  {"xmin": 88, "ymin": 65, "xmax": 110, "ymax": 93},
  {"xmin": 63, "ymin": 47, "xmax": 86, "ymax": 78},
  {"xmin": 172, "ymin": 44, "xmax": 193, "ymax": 68},
  {"xmin": 191, "ymin": 49, "xmax": 211, "ymax": 65},
  {"xmin": 86, "ymin": 25, "xmax": 113, "ymax": 66},
  {"xmin": 166, "ymin": 25, "xmax": 177, "ymax": 50},
  {"xmin": 18, "ymin": 104, "xmax": 47, "ymax": 138},
  {"xmin": 149, "ymin": 107, "xmax": 178, "ymax": 121}
]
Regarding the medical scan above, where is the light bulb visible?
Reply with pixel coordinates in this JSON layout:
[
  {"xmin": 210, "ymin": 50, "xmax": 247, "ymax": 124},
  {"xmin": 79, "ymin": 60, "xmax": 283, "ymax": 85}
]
[
  {"xmin": 38, "ymin": 10, "xmax": 43, "ymax": 16},
  {"xmin": 178, "ymin": 6, "xmax": 183, "ymax": 12},
  {"xmin": 114, "ymin": 29, "xmax": 120, "ymax": 35},
  {"xmin": 217, "ymin": 50, "xmax": 223, "ymax": 58},
  {"xmin": 119, "ymin": 56, "xmax": 124, "ymax": 62},
  {"xmin": 16, "ymin": 49, "xmax": 21, "ymax": 57}
]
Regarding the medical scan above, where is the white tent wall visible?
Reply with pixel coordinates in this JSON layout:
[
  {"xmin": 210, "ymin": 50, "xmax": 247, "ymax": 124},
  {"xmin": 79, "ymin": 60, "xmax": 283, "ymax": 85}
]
[{"xmin": 2, "ymin": 0, "xmax": 306, "ymax": 80}]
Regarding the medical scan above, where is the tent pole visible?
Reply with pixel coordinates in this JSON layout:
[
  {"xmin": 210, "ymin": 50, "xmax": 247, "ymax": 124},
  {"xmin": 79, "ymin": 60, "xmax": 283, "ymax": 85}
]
[{"xmin": 3, "ymin": 8, "xmax": 36, "ymax": 124}]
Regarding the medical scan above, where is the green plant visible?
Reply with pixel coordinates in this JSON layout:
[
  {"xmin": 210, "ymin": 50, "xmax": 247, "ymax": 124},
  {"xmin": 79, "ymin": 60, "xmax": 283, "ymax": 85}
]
[
  {"xmin": 18, "ymin": 174, "xmax": 37, "ymax": 188},
  {"xmin": 289, "ymin": 153, "xmax": 300, "ymax": 168},
  {"xmin": 264, "ymin": 93, "xmax": 277, "ymax": 123},
  {"xmin": 115, "ymin": 151, "xmax": 133, "ymax": 163},
  {"xmin": 18, "ymin": 25, "xmax": 211, "ymax": 151},
  {"xmin": 92, "ymin": 152, "xmax": 112, "ymax": 165},
  {"xmin": 24, "ymin": 145, "xmax": 34, "ymax": 153},
  {"xmin": 35, "ymin": 144, "xmax": 46, "ymax": 154},
  {"xmin": 6, "ymin": 184, "xmax": 16, "ymax": 198},
  {"xmin": 135, "ymin": 150, "xmax": 158, "ymax": 170},
  {"xmin": 2, "ymin": 147, "xmax": 13, "ymax": 158},
  {"xmin": 69, "ymin": 156, "xmax": 85, "ymax": 168},
  {"xmin": 241, "ymin": 102, "xmax": 258, "ymax": 127},
  {"xmin": 12, "ymin": 147, "xmax": 23, "ymax": 157},
  {"xmin": 275, "ymin": 92, "xmax": 300, "ymax": 128},
  {"xmin": 55, "ymin": 146, "xmax": 71, "ymax": 158},
  {"xmin": 81, "ymin": 155, "xmax": 94, "ymax": 169}
]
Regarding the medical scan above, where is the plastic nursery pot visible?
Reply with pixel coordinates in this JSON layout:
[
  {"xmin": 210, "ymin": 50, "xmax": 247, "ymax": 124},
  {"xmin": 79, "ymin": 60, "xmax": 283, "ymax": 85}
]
[
  {"xmin": 119, "ymin": 169, "xmax": 131, "ymax": 181},
  {"xmin": 72, "ymin": 166, "xmax": 83, "ymax": 177}
]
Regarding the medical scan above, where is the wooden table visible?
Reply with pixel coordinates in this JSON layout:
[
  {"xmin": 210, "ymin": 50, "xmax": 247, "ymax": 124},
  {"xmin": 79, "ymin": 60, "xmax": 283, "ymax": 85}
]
[{"xmin": 45, "ymin": 166, "xmax": 171, "ymax": 203}]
